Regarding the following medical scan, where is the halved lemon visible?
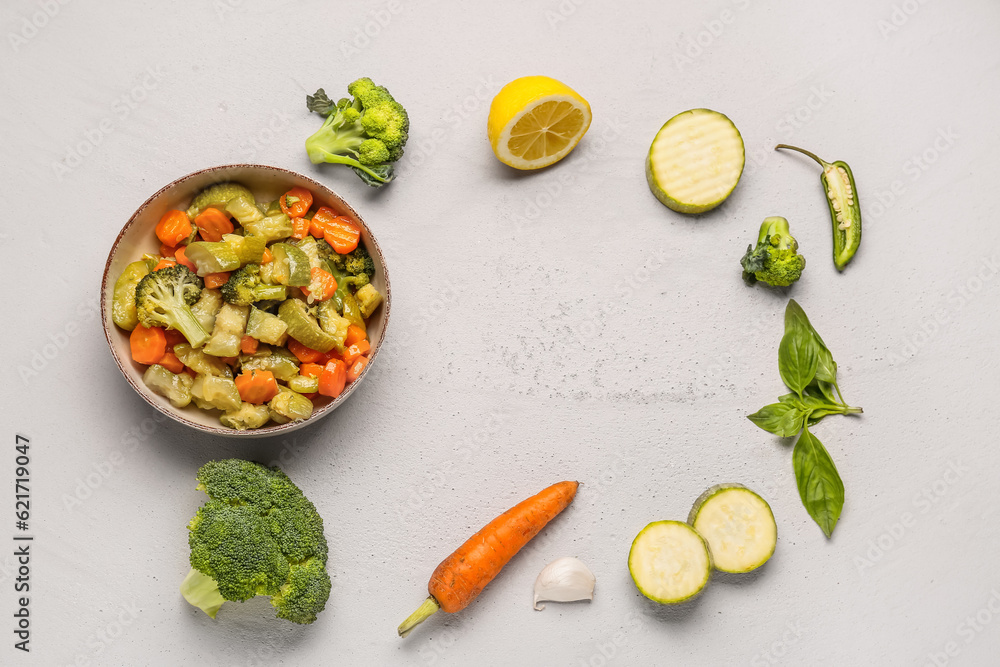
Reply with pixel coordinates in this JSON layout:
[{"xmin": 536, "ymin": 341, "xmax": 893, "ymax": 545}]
[{"xmin": 487, "ymin": 76, "xmax": 592, "ymax": 170}]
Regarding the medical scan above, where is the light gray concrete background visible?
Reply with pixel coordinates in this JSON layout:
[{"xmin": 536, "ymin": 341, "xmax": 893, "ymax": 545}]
[{"xmin": 1, "ymin": 0, "xmax": 998, "ymax": 665}]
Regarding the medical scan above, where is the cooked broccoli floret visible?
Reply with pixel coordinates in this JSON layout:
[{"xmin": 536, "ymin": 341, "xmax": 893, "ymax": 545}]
[
  {"xmin": 179, "ymin": 459, "xmax": 332, "ymax": 624},
  {"xmin": 741, "ymin": 216, "xmax": 806, "ymax": 287},
  {"xmin": 319, "ymin": 241, "xmax": 376, "ymax": 278},
  {"xmin": 220, "ymin": 264, "xmax": 288, "ymax": 306},
  {"xmin": 135, "ymin": 265, "xmax": 210, "ymax": 348},
  {"xmin": 305, "ymin": 77, "xmax": 409, "ymax": 187}
]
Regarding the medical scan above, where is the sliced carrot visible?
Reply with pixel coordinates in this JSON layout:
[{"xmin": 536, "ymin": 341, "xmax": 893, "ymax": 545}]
[
  {"xmin": 261, "ymin": 247, "xmax": 273, "ymax": 264},
  {"xmin": 279, "ymin": 187, "xmax": 314, "ymax": 218},
  {"xmin": 194, "ymin": 207, "xmax": 234, "ymax": 243},
  {"xmin": 155, "ymin": 210, "xmax": 193, "ymax": 247},
  {"xmin": 310, "ymin": 206, "xmax": 338, "ymax": 238},
  {"xmin": 234, "ymin": 369, "xmax": 279, "ymax": 404},
  {"xmin": 220, "ymin": 356, "xmax": 239, "ymax": 366},
  {"xmin": 299, "ymin": 362, "xmax": 325, "ymax": 378},
  {"xmin": 300, "ymin": 267, "xmax": 338, "ymax": 301},
  {"xmin": 346, "ymin": 356, "xmax": 368, "ymax": 382},
  {"xmin": 204, "ymin": 272, "xmax": 231, "ymax": 289},
  {"xmin": 153, "ymin": 257, "xmax": 177, "ymax": 271},
  {"xmin": 344, "ymin": 324, "xmax": 367, "ymax": 347},
  {"xmin": 317, "ymin": 359, "xmax": 346, "ymax": 398},
  {"xmin": 173, "ymin": 246, "xmax": 198, "ymax": 272},
  {"xmin": 324, "ymin": 216, "xmax": 361, "ymax": 254},
  {"xmin": 164, "ymin": 329, "xmax": 186, "ymax": 347},
  {"xmin": 130, "ymin": 324, "xmax": 167, "ymax": 365},
  {"xmin": 290, "ymin": 216, "xmax": 311, "ymax": 240},
  {"xmin": 159, "ymin": 242, "xmax": 176, "ymax": 258},
  {"xmin": 157, "ymin": 350, "xmax": 185, "ymax": 374},
  {"xmin": 183, "ymin": 367, "xmax": 198, "ymax": 378},
  {"xmin": 342, "ymin": 339, "xmax": 371, "ymax": 365},
  {"xmin": 288, "ymin": 338, "xmax": 325, "ymax": 364},
  {"xmin": 398, "ymin": 481, "xmax": 579, "ymax": 637},
  {"xmin": 302, "ymin": 392, "xmax": 319, "ymax": 400},
  {"xmin": 240, "ymin": 335, "xmax": 258, "ymax": 355},
  {"xmin": 318, "ymin": 349, "xmax": 342, "ymax": 365}
]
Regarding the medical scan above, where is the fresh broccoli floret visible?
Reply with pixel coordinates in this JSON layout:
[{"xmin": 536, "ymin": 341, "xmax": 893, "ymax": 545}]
[
  {"xmin": 135, "ymin": 265, "xmax": 210, "ymax": 348},
  {"xmin": 305, "ymin": 78, "xmax": 409, "ymax": 187},
  {"xmin": 220, "ymin": 264, "xmax": 288, "ymax": 307},
  {"xmin": 179, "ymin": 459, "xmax": 332, "ymax": 624},
  {"xmin": 741, "ymin": 216, "xmax": 806, "ymax": 287}
]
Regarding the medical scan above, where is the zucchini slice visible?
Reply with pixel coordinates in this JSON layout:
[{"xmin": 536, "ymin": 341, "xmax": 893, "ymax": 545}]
[
  {"xmin": 645, "ymin": 108, "xmax": 745, "ymax": 214},
  {"xmin": 688, "ymin": 484, "xmax": 776, "ymax": 574},
  {"xmin": 628, "ymin": 520, "xmax": 711, "ymax": 604}
]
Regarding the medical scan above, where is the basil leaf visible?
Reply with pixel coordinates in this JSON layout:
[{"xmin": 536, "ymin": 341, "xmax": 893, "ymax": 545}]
[
  {"xmin": 807, "ymin": 380, "xmax": 839, "ymax": 405},
  {"xmin": 778, "ymin": 328, "xmax": 819, "ymax": 397},
  {"xmin": 814, "ymin": 347, "xmax": 838, "ymax": 385},
  {"xmin": 793, "ymin": 429, "xmax": 845, "ymax": 537},
  {"xmin": 748, "ymin": 403, "xmax": 807, "ymax": 437},
  {"xmin": 785, "ymin": 299, "xmax": 828, "ymax": 346}
]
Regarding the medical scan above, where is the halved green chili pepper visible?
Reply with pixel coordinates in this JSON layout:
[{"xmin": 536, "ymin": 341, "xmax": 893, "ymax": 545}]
[{"xmin": 775, "ymin": 144, "xmax": 862, "ymax": 271}]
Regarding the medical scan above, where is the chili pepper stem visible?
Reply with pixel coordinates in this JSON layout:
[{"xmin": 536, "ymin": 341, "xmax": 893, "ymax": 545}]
[
  {"xmin": 775, "ymin": 144, "xmax": 830, "ymax": 167},
  {"xmin": 398, "ymin": 596, "xmax": 440, "ymax": 638}
]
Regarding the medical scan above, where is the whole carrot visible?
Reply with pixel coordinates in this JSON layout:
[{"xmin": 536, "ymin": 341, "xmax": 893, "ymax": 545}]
[{"xmin": 397, "ymin": 480, "xmax": 578, "ymax": 637}]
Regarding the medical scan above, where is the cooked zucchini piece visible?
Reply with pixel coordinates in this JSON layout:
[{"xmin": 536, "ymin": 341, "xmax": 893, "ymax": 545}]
[
  {"xmin": 225, "ymin": 195, "xmax": 265, "ymax": 226},
  {"xmin": 143, "ymin": 364, "xmax": 194, "ymax": 408},
  {"xmin": 219, "ymin": 402, "xmax": 271, "ymax": 430},
  {"xmin": 111, "ymin": 260, "xmax": 149, "ymax": 331},
  {"xmin": 268, "ymin": 387, "xmax": 313, "ymax": 423},
  {"xmin": 287, "ymin": 374, "xmax": 320, "ymax": 394},
  {"xmin": 278, "ymin": 299, "xmax": 337, "ymax": 352},
  {"xmin": 185, "ymin": 241, "xmax": 241, "ymax": 276},
  {"xmin": 239, "ymin": 345, "xmax": 300, "ymax": 381},
  {"xmin": 187, "ymin": 182, "xmax": 254, "ymax": 219},
  {"xmin": 222, "ymin": 233, "xmax": 266, "ymax": 266},
  {"xmin": 243, "ymin": 213, "xmax": 294, "ymax": 243},
  {"xmin": 341, "ymin": 293, "xmax": 367, "ymax": 334},
  {"xmin": 246, "ymin": 306, "xmax": 288, "ymax": 346},
  {"xmin": 629, "ymin": 520, "xmax": 711, "ymax": 604},
  {"xmin": 317, "ymin": 300, "xmax": 350, "ymax": 351},
  {"xmin": 270, "ymin": 243, "xmax": 312, "ymax": 286},
  {"xmin": 688, "ymin": 484, "xmax": 777, "ymax": 573},
  {"xmin": 173, "ymin": 343, "xmax": 233, "ymax": 377},
  {"xmin": 189, "ymin": 289, "xmax": 223, "ymax": 344},
  {"xmin": 354, "ymin": 283, "xmax": 383, "ymax": 318},
  {"xmin": 203, "ymin": 303, "xmax": 248, "ymax": 357},
  {"xmin": 191, "ymin": 374, "xmax": 242, "ymax": 412}
]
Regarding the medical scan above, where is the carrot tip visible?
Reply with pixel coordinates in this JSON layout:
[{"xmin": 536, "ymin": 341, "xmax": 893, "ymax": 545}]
[{"xmin": 397, "ymin": 596, "xmax": 440, "ymax": 638}]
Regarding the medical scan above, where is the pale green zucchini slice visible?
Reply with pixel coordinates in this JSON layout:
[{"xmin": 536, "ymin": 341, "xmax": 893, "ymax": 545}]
[
  {"xmin": 688, "ymin": 484, "xmax": 776, "ymax": 573},
  {"xmin": 628, "ymin": 520, "xmax": 711, "ymax": 603},
  {"xmin": 645, "ymin": 108, "xmax": 745, "ymax": 214}
]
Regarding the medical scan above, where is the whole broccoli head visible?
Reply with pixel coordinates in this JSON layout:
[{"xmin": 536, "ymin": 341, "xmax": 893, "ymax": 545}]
[
  {"xmin": 135, "ymin": 265, "xmax": 210, "ymax": 348},
  {"xmin": 741, "ymin": 216, "xmax": 806, "ymax": 287},
  {"xmin": 179, "ymin": 459, "xmax": 332, "ymax": 625},
  {"xmin": 305, "ymin": 77, "xmax": 409, "ymax": 187},
  {"xmin": 220, "ymin": 264, "xmax": 288, "ymax": 307}
]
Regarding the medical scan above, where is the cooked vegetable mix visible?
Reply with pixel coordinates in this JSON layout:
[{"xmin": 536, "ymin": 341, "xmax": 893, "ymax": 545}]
[
  {"xmin": 646, "ymin": 109, "xmax": 745, "ymax": 214},
  {"xmin": 111, "ymin": 182, "xmax": 383, "ymax": 429},
  {"xmin": 775, "ymin": 144, "xmax": 862, "ymax": 270},
  {"xmin": 688, "ymin": 484, "xmax": 777, "ymax": 573},
  {"xmin": 398, "ymin": 481, "xmax": 578, "ymax": 638}
]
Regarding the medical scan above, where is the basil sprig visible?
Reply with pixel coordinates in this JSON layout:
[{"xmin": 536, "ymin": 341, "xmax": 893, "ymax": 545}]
[{"xmin": 748, "ymin": 300, "xmax": 863, "ymax": 537}]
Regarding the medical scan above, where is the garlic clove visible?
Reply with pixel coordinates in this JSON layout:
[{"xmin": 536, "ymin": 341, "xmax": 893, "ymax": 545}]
[{"xmin": 533, "ymin": 557, "xmax": 596, "ymax": 610}]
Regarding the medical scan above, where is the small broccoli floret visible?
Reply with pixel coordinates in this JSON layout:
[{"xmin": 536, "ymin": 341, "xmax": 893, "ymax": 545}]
[
  {"xmin": 741, "ymin": 216, "xmax": 806, "ymax": 287},
  {"xmin": 305, "ymin": 78, "xmax": 409, "ymax": 187},
  {"xmin": 220, "ymin": 264, "xmax": 288, "ymax": 307},
  {"xmin": 135, "ymin": 265, "xmax": 210, "ymax": 348},
  {"xmin": 180, "ymin": 460, "xmax": 331, "ymax": 624},
  {"xmin": 319, "ymin": 242, "xmax": 375, "ymax": 278}
]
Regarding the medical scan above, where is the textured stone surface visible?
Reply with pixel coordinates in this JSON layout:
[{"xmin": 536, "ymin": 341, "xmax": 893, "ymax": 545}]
[{"xmin": 2, "ymin": 0, "xmax": 999, "ymax": 664}]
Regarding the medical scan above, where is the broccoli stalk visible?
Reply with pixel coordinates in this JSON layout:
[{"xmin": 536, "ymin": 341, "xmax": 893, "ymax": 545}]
[
  {"xmin": 741, "ymin": 216, "xmax": 807, "ymax": 287},
  {"xmin": 135, "ymin": 265, "xmax": 210, "ymax": 347},
  {"xmin": 180, "ymin": 460, "xmax": 332, "ymax": 625},
  {"xmin": 305, "ymin": 78, "xmax": 409, "ymax": 188}
]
